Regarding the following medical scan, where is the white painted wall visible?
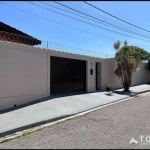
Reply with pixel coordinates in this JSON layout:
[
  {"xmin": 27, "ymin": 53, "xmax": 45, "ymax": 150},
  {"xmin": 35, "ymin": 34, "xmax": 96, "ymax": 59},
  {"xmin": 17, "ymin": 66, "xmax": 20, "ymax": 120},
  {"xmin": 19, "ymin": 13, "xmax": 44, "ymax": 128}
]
[
  {"xmin": 86, "ymin": 60, "xmax": 96, "ymax": 92},
  {"xmin": 100, "ymin": 58, "xmax": 150, "ymax": 90},
  {"xmin": 132, "ymin": 63, "xmax": 150, "ymax": 85},
  {"xmin": 0, "ymin": 41, "xmax": 49, "ymax": 111},
  {"xmin": 0, "ymin": 40, "xmax": 149, "ymax": 111},
  {"xmin": 0, "ymin": 41, "xmax": 102, "ymax": 111},
  {"xmin": 101, "ymin": 59, "xmax": 121, "ymax": 90}
]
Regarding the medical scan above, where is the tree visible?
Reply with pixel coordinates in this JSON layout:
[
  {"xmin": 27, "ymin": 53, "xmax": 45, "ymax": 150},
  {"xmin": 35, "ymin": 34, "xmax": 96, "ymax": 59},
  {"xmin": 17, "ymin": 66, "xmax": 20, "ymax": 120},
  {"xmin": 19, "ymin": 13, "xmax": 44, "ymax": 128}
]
[{"xmin": 113, "ymin": 40, "xmax": 149, "ymax": 91}]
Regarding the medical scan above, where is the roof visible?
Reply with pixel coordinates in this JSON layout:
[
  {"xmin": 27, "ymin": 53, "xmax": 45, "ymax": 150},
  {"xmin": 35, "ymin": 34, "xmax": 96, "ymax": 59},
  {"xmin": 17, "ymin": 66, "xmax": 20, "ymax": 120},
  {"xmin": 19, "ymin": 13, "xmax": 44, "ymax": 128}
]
[{"xmin": 0, "ymin": 22, "xmax": 41, "ymax": 45}]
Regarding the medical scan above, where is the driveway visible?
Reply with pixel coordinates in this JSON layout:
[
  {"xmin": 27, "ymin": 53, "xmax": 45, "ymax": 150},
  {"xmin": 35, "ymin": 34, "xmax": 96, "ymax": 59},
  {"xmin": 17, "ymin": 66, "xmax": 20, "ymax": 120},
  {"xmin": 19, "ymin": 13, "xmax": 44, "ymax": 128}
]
[{"xmin": 0, "ymin": 92, "xmax": 150, "ymax": 149}]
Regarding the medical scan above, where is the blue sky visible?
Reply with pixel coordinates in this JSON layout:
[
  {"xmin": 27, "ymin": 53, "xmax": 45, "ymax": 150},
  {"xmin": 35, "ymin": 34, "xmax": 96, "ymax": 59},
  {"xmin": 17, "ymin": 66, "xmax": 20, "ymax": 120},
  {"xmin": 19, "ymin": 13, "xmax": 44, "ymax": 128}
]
[{"xmin": 0, "ymin": 1, "xmax": 150, "ymax": 58}]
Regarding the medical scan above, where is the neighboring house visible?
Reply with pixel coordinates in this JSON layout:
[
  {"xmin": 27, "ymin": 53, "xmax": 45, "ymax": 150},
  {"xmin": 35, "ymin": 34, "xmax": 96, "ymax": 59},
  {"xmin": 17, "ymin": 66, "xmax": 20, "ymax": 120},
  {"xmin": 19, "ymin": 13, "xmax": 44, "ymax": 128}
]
[
  {"xmin": 0, "ymin": 21, "xmax": 41, "ymax": 45},
  {"xmin": 0, "ymin": 22, "xmax": 150, "ymax": 111}
]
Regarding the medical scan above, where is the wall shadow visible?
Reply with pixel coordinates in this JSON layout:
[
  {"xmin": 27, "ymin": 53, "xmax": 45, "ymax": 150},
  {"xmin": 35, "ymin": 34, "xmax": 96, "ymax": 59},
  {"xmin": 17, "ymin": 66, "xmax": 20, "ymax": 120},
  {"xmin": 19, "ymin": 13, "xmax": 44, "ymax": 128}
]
[{"xmin": 0, "ymin": 91, "xmax": 86, "ymax": 114}]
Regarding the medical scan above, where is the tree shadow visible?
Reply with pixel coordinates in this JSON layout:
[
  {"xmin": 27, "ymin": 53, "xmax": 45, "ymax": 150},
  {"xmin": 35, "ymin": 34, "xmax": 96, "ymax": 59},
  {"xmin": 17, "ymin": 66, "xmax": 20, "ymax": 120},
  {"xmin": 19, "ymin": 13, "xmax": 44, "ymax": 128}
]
[{"xmin": 112, "ymin": 90, "xmax": 138, "ymax": 97}]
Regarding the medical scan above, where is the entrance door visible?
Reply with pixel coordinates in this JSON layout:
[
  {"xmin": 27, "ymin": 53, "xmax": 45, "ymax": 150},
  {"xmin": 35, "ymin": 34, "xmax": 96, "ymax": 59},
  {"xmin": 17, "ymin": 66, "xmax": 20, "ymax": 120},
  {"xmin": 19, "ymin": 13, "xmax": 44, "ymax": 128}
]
[{"xmin": 96, "ymin": 62, "xmax": 101, "ymax": 90}]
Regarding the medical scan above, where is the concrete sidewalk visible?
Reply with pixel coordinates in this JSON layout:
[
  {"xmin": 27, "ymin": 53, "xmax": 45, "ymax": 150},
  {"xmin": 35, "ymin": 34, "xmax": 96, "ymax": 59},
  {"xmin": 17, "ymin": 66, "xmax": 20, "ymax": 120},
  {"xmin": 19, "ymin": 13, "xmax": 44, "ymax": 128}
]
[{"xmin": 0, "ymin": 84, "xmax": 150, "ymax": 137}]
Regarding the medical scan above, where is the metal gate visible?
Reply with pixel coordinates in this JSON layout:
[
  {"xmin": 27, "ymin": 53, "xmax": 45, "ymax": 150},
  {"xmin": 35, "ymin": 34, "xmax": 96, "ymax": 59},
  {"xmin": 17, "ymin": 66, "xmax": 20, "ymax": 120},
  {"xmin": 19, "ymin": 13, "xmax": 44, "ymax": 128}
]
[{"xmin": 50, "ymin": 56, "xmax": 86, "ymax": 94}]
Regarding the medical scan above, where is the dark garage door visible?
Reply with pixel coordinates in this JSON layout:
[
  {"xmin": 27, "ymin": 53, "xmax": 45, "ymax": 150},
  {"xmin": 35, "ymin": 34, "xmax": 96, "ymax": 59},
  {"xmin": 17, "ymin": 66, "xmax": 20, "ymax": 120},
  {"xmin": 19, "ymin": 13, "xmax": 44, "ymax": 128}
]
[{"xmin": 50, "ymin": 56, "xmax": 86, "ymax": 94}]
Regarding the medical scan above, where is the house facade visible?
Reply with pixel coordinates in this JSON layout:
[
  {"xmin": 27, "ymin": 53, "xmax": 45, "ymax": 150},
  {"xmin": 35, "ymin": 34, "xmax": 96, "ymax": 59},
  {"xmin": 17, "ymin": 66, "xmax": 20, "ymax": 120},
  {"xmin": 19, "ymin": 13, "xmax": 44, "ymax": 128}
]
[
  {"xmin": 0, "ymin": 40, "xmax": 150, "ymax": 111},
  {"xmin": 0, "ymin": 22, "xmax": 150, "ymax": 111}
]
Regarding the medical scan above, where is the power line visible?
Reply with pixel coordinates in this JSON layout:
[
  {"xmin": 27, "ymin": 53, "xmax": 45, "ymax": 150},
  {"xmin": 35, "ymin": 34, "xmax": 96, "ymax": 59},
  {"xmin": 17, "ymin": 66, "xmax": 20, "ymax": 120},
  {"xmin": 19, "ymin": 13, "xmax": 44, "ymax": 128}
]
[
  {"xmin": 41, "ymin": 2, "xmax": 150, "ymax": 49},
  {"xmin": 53, "ymin": 2, "xmax": 150, "ymax": 40},
  {"xmin": 1, "ymin": 2, "xmax": 150, "ymax": 52},
  {"xmin": 0, "ymin": 3, "xmax": 115, "ymax": 41},
  {"xmin": 66, "ymin": 1, "xmax": 126, "ymax": 27},
  {"xmin": 84, "ymin": 1, "xmax": 150, "ymax": 33},
  {"xmin": 31, "ymin": 2, "xmax": 150, "ymax": 42},
  {"xmin": 0, "ymin": 3, "xmax": 114, "ymax": 57},
  {"xmin": 2, "ymin": 2, "xmax": 150, "ymax": 43},
  {"xmin": 0, "ymin": 0, "xmax": 119, "ymax": 56},
  {"xmin": 64, "ymin": 2, "xmax": 150, "ymax": 49},
  {"xmin": 66, "ymin": 1, "xmax": 147, "ymax": 35}
]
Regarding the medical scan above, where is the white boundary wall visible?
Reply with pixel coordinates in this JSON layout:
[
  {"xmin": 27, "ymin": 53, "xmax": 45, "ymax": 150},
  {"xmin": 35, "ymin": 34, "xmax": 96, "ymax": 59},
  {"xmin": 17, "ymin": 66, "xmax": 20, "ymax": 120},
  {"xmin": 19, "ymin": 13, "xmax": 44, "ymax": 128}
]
[
  {"xmin": 0, "ymin": 41, "xmax": 102, "ymax": 111},
  {"xmin": 0, "ymin": 40, "xmax": 149, "ymax": 111},
  {"xmin": 100, "ymin": 58, "xmax": 150, "ymax": 90},
  {"xmin": 0, "ymin": 41, "xmax": 49, "ymax": 110}
]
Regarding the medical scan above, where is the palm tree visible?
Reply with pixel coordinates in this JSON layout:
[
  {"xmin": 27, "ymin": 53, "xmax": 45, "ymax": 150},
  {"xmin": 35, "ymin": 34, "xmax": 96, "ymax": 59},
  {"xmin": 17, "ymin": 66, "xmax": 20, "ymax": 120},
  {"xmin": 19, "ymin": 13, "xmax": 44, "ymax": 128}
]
[
  {"xmin": 124, "ymin": 40, "xmax": 128, "ymax": 46},
  {"xmin": 113, "ymin": 41, "xmax": 141, "ymax": 91},
  {"xmin": 113, "ymin": 40, "xmax": 128, "ymax": 90},
  {"xmin": 113, "ymin": 40, "xmax": 121, "ymax": 51}
]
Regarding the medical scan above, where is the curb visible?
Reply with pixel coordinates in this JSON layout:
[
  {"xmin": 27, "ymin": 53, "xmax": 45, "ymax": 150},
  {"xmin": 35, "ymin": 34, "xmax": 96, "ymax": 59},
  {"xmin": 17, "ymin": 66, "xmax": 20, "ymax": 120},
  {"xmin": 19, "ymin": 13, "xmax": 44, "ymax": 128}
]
[{"xmin": 0, "ymin": 90, "xmax": 150, "ymax": 143}]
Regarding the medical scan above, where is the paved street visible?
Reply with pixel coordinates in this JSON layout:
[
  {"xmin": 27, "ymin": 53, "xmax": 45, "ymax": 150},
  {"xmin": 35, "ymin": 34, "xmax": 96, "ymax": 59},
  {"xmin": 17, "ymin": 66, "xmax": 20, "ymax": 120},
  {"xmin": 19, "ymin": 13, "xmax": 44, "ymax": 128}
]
[{"xmin": 0, "ymin": 92, "xmax": 150, "ymax": 149}]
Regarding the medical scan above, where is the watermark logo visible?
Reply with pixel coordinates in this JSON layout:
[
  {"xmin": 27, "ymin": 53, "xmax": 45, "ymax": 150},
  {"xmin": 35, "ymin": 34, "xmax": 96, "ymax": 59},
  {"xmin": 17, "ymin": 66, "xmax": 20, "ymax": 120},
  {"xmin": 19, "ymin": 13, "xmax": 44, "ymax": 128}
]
[
  {"xmin": 130, "ymin": 137, "xmax": 138, "ymax": 144},
  {"xmin": 130, "ymin": 135, "xmax": 150, "ymax": 145}
]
